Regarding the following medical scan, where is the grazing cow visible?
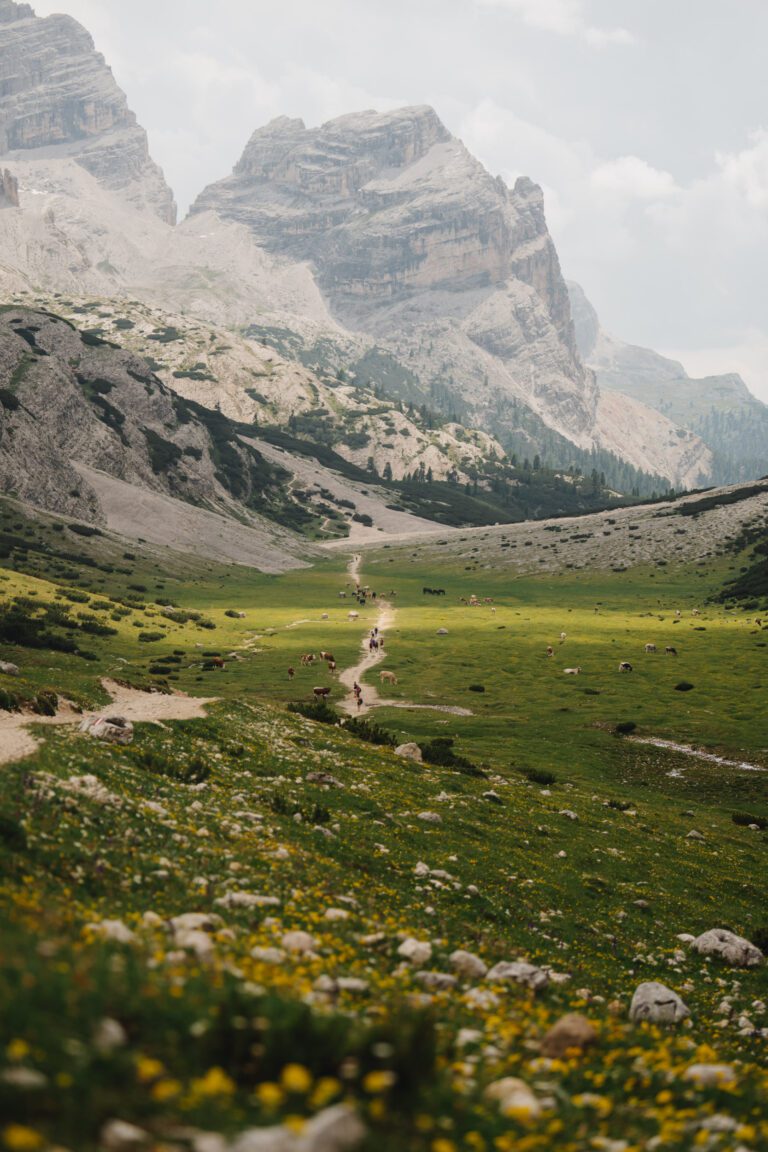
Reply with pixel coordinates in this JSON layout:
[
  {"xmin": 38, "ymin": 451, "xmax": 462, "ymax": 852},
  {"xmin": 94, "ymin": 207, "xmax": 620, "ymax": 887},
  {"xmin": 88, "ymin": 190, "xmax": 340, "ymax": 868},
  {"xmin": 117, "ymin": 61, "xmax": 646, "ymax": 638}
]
[
  {"xmin": 546, "ymin": 646, "xmax": 554, "ymax": 657},
  {"xmin": 618, "ymin": 661, "xmax": 633, "ymax": 672},
  {"xmin": 209, "ymin": 656, "xmax": 225, "ymax": 669},
  {"xmin": 321, "ymin": 613, "xmax": 329, "ymax": 620},
  {"xmin": 563, "ymin": 667, "xmax": 581, "ymax": 675},
  {"xmin": 665, "ymin": 646, "xmax": 677, "ymax": 656},
  {"xmin": 675, "ymin": 610, "xmax": 681, "ymax": 618},
  {"xmin": 491, "ymin": 606, "xmax": 496, "ymax": 614},
  {"xmin": 692, "ymin": 608, "xmax": 701, "ymax": 617},
  {"xmin": 338, "ymin": 591, "xmax": 347, "ymax": 598},
  {"xmin": 380, "ymin": 670, "xmax": 398, "ymax": 685},
  {"xmin": 560, "ymin": 632, "xmax": 567, "ymax": 641},
  {"xmin": 348, "ymin": 611, "xmax": 359, "ymax": 620},
  {"xmin": 287, "ymin": 666, "xmax": 295, "ymax": 680},
  {"xmin": 319, "ymin": 651, "xmax": 335, "ymax": 662},
  {"xmin": 300, "ymin": 653, "xmax": 316, "ymax": 666},
  {"xmin": 327, "ymin": 660, "xmax": 337, "ymax": 673},
  {"xmin": 644, "ymin": 643, "xmax": 657, "ymax": 653},
  {"xmin": 313, "ymin": 686, "xmax": 331, "ymax": 699}
]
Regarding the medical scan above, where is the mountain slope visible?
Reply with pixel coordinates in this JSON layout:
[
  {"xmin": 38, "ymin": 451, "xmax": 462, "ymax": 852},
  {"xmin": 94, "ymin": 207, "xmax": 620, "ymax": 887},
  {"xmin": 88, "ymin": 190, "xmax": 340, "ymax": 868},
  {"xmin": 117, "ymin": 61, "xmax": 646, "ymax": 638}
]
[{"xmin": 569, "ymin": 281, "xmax": 768, "ymax": 484}]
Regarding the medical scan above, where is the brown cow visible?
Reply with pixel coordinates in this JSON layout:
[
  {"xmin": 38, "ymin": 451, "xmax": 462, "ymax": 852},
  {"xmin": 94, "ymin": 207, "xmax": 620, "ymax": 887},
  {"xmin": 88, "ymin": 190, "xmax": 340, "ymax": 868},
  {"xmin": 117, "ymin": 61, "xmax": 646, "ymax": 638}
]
[
  {"xmin": 313, "ymin": 687, "xmax": 331, "ymax": 699},
  {"xmin": 300, "ymin": 653, "xmax": 316, "ymax": 666},
  {"xmin": 287, "ymin": 666, "xmax": 295, "ymax": 679},
  {"xmin": 320, "ymin": 651, "xmax": 335, "ymax": 662},
  {"xmin": 379, "ymin": 670, "xmax": 398, "ymax": 685},
  {"xmin": 327, "ymin": 660, "xmax": 337, "ymax": 673},
  {"xmin": 546, "ymin": 646, "xmax": 554, "ymax": 657}
]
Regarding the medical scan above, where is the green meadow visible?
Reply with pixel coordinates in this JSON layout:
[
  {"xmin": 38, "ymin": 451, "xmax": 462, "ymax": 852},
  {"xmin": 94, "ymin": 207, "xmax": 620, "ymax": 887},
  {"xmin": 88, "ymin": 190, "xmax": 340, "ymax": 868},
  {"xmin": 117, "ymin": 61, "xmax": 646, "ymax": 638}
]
[{"xmin": 0, "ymin": 497, "xmax": 766, "ymax": 1151}]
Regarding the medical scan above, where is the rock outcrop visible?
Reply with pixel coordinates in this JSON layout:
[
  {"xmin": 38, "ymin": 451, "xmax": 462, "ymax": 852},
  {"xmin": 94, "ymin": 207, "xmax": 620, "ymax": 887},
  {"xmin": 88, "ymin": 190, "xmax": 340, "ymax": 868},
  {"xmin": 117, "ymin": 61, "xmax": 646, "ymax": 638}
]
[
  {"xmin": 0, "ymin": 167, "xmax": 18, "ymax": 207},
  {"xmin": 0, "ymin": 0, "xmax": 175, "ymax": 222}
]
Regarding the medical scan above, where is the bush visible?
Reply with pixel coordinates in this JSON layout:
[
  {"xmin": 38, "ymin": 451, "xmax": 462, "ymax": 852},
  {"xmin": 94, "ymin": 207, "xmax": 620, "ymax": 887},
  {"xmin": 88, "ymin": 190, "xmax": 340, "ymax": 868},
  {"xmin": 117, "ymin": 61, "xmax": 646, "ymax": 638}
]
[
  {"xmin": 608, "ymin": 799, "xmax": 633, "ymax": 811},
  {"xmin": 675, "ymin": 681, "xmax": 695, "ymax": 692},
  {"xmin": 751, "ymin": 925, "xmax": 768, "ymax": 953},
  {"xmin": 523, "ymin": 768, "xmax": 557, "ymax": 786},
  {"xmin": 615, "ymin": 721, "xmax": 637, "ymax": 735},
  {"xmin": 32, "ymin": 691, "xmax": 58, "ymax": 717},
  {"xmin": 287, "ymin": 700, "xmax": 340, "ymax": 725},
  {"xmin": 0, "ymin": 815, "xmax": 26, "ymax": 851},
  {"xmin": 468, "ymin": 684, "xmax": 486, "ymax": 693},
  {"xmin": 342, "ymin": 717, "xmax": 396, "ymax": 746},
  {"xmin": 420, "ymin": 737, "xmax": 485, "ymax": 777},
  {"xmin": 138, "ymin": 632, "xmax": 165, "ymax": 643}
]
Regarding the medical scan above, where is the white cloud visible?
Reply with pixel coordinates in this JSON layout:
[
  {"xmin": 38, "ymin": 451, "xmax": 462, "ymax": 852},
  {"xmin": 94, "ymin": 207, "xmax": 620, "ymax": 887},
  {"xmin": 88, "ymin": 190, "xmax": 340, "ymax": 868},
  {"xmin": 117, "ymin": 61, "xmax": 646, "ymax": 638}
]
[
  {"xmin": 715, "ymin": 128, "xmax": 768, "ymax": 209},
  {"xmin": 475, "ymin": 0, "xmax": 635, "ymax": 46},
  {"xmin": 590, "ymin": 156, "xmax": 678, "ymax": 200}
]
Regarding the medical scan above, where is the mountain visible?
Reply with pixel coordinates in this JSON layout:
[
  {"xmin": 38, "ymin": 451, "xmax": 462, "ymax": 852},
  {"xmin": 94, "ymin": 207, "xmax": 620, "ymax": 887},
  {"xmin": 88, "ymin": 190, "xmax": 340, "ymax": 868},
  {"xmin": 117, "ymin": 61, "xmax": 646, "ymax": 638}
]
[
  {"xmin": 0, "ymin": 0, "xmax": 175, "ymax": 222},
  {"xmin": 569, "ymin": 281, "xmax": 768, "ymax": 484}
]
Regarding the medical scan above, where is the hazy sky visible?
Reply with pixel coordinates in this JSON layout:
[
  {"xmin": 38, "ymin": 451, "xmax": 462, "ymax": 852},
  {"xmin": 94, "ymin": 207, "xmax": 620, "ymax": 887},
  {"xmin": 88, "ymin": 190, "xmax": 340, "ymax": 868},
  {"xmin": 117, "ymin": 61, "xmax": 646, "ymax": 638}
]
[{"xmin": 32, "ymin": 0, "xmax": 768, "ymax": 401}]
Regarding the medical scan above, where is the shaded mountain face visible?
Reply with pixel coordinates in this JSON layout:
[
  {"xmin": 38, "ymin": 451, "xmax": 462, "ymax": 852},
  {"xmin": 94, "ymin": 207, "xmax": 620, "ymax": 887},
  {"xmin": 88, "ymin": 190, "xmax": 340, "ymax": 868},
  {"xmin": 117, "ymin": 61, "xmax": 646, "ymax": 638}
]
[
  {"xmin": 568, "ymin": 281, "xmax": 768, "ymax": 484},
  {"xmin": 0, "ymin": 307, "xmax": 323, "ymax": 565},
  {"xmin": 0, "ymin": 0, "xmax": 175, "ymax": 222}
]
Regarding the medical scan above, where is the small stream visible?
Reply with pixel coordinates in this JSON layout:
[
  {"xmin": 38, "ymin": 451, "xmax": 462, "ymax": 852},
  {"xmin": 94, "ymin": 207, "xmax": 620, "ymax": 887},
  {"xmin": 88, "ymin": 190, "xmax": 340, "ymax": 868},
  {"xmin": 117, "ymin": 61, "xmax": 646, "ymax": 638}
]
[{"xmin": 629, "ymin": 735, "xmax": 767, "ymax": 773}]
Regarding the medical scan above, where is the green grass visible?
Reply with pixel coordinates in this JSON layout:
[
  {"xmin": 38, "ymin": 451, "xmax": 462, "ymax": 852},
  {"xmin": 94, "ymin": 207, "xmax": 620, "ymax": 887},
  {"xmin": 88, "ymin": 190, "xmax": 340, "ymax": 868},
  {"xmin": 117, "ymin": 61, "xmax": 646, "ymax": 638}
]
[{"xmin": 0, "ymin": 501, "xmax": 767, "ymax": 1151}]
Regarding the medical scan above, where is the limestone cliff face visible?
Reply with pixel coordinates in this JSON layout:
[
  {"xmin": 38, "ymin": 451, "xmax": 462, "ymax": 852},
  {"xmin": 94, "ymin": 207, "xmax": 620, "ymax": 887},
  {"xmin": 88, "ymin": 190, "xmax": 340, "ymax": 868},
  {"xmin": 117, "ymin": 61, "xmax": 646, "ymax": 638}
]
[
  {"xmin": 191, "ymin": 105, "xmax": 596, "ymax": 449},
  {"xmin": 0, "ymin": 0, "xmax": 175, "ymax": 222}
]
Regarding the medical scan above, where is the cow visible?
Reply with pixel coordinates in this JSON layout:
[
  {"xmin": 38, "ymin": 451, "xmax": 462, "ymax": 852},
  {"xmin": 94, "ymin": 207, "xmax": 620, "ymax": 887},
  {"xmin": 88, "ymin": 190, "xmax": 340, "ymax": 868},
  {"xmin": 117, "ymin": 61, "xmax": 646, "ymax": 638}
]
[
  {"xmin": 546, "ymin": 646, "xmax": 554, "ymax": 657},
  {"xmin": 563, "ymin": 667, "xmax": 581, "ymax": 675},
  {"xmin": 644, "ymin": 643, "xmax": 657, "ymax": 653},
  {"xmin": 209, "ymin": 657, "xmax": 225, "ymax": 669},
  {"xmin": 380, "ymin": 670, "xmax": 398, "ymax": 685},
  {"xmin": 675, "ymin": 610, "xmax": 681, "ymax": 618},
  {"xmin": 300, "ymin": 653, "xmax": 316, "ymax": 666},
  {"xmin": 618, "ymin": 661, "xmax": 633, "ymax": 672},
  {"xmin": 327, "ymin": 660, "xmax": 337, "ymax": 673},
  {"xmin": 313, "ymin": 687, "xmax": 331, "ymax": 699},
  {"xmin": 319, "ymin": 651, "xmax": 335, "ymax": 662},
  {"xmin": 348, "ymin": 611, "xmax": 359, "ymax": 620},
  {"xmin": 287, "ymin": 666, "xmax": 295, "ymax": 680},
  {"xmin": 338, "ymin": 592, "xmax": 347, "ymax": 598},
  {"xmin": 692, "ymin": 608, "xmax": 701, "ymax": 617},
  {"xmin": 560, "ymin": 632, "xmax": 567, "ymax": 641},
  {"xmin": 665, "ymin": 646, "xmax": 677, "ymax": 656},
  {"xmin": 321, "ymin": 613, "xmax": 329, "ymax": 620}
]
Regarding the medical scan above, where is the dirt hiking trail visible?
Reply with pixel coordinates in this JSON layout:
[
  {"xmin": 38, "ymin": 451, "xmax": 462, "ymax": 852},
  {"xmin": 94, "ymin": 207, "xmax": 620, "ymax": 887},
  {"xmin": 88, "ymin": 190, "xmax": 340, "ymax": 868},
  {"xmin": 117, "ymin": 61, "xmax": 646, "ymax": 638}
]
[
  {"xmin": 338, "ymin": 555, "xmax": 472, "ymax": 718},
  {"xmin": 0, "ymin": 679, "xmax": 216, "ymax": 767}
]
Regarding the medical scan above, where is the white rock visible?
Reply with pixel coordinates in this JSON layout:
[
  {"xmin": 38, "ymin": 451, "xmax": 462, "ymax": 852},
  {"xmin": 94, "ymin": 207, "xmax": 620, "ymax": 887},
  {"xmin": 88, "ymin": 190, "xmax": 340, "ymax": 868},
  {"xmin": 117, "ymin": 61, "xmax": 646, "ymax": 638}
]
[
  {"xmin": 629, "ymin": 981, "xmax": 690, "ymax": 1023},
  {"xmin": 413, "ymin": 861, "xmax": 430, "ymax": 877},
  {"xmin": 79, "ymin": 715, "xmax": 134, "ymax": 745},
  {"xmin": 676, "ymin": 933, "xmax": 695, "ymax": 944},
  {"xmin": 336, "ymin": 977, "xmax": 370, "ymax": 994},
  {"xmin": 486, "ymin": 960, "xmax": 549, "ymax": 991},
  {"xmin": 215, "ymin": 892, "xmax": 280, "ymax": 910},
  {"xmin": 449, "ymin": 949, "xmax": 488, "ymax": 979},
  {"xmin": 485, "ymin": 1077, "xmax": 541, "ymax": 1118},
  {"xmin": 93, "ymin": 1017, "xmax": 128, "ymax": 1053},
  {"xmin": 298, "ymin": 1103, "xmax": 367, "ymax": 1152},
  {"xmin": 324, "ymin": 908, "xmax": 350, "ymax": 922},
  {"xmin": 436, "ymin": 628, "xmax": 449, "ymax": 635},
  {"xmin": 100, "ymin": 1119, "xmax": 150, "ymax": 1150},
  {"xmin": 690, "ymin": 929, "xmax": 764, "ymax": 968},
  {"xmin": 170, "ymin": 912, "xmax": 222, "ymax": 933},
  {"xmin": 175, "ymin": 929, "xmax": 215, "ymax": 960},
  {"xmin": 0, "ymin": 661, "xmax": 20, "ymax": 676},
  {"xmin": 417, "ymin": 812, "xmax": 442, "ymax": 824},
  {"xmin": 397, "ymin": 938, "xmax": 432, "ymax": 966},
  {"xmin": 682, "ymin": 1063, "xmax": 737, "ymax": 1087},
  {"xmin": 415, "ymin": 970, "xmax": 457, "ymax": 991},
  {"xmin": 281, "ymin": 930, "xmax": 317, "ymax": 954},
  {"xmin": 0, "ymin": 1067, "xmax": 47, "ymax": 1088},
  {"xmin": 686, "ymin": 830, "xmax": 705, "ymax": 841},
  {"xmin": 463, "ymin": 987, "xmax": 500, "ymax": 1010},
  {"xmin": 86, "ymin": 919, "xmax": 136, "ymax": 945},
  {"xmin": 250, "ymin": 946, "xmax": 286, "ymax": 965},
  {"xmin": 560, "ymin": 810, "xmax": 579, "ymax": 820},
  {"xmin": 395, "ymin": 743, "xmax": 423, "ymax": 763}
]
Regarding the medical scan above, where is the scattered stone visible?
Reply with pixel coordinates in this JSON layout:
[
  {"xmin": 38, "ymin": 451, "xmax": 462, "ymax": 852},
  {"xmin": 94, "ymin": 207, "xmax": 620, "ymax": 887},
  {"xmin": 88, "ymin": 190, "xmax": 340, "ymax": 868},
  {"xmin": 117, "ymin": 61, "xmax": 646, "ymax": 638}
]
[
  {"xmin": 397, "ymin": 938, "xmax": 432, "ymax": 966},
  {"xmin": 306, "ymin": 772, "xmax": 344, "ymax": 787},
  {"xmin": 483, "ymin": 790, "xmax": 503, "ymax": 804},
  {"xmin": 413, "ymin": 861, "xmax": 430, "ymax": 877},
  {"xmin": 682, "ymin": 1064, "xmax": 737, "ymax": 1087},
  {"xmin": 540, "ymin": 1014, "xmax": 597, "ymax": 1058},
  {"xmin": 93, "ymin": 1017, "xmax": 128, "ymax": 1053},
  {"xmin": 0, "ymin": 661, "xmax": 19, "ymax": 676},
  {"xmin": 560, "ymin": 809, "xmax": 579, "ymax": 820},
  {"xmin": 79, "ymin": 714, "xmax": 134, "ymax": 745},
  {"xmin": 449, "ymin": 950, "xmax": 488, "ymax": 979},
  {"xmin": 86, "ymin": 919, "xmax": 136, "ymax": 945},
  {"xmin": 324, "ymin": 908, "xmax": 350, "ymax": 922},
  {"xmin": 231, "ymin": 1103, "xmax": 365, "ymax": 1152},
  {"xmin": 486, "ymin": 960, "xmax": 549, "ymax": 991},
  {"xmin": 100, "ymin": 1119, "xmax": 150, "ymax": 1150},
  {"xmin": 215, "ymin": 892, "xmax": 281, "ymax": 910},
  {"xmin": 629, "ymin": 981, "xmax": 690, "ymax": 1024},
  {"xmin": 0, "ymin": 1067, "xmax": 47, "ymax": 1088},
  {"xmin": 485, "ymin": 1077, "xmax": 541, "ymax": 1119},
  {"xmin": 170, "ymin": 912, "xmax": 223, "ymax": 933},
  {"xmin": 395, "ymin": 743, "xmax": 423, "ymax": 763},
  {"xmin": 415, "ymin": 971, "xmax": 457, "ymax": 991},
  {"xmin": 686, "ymin": 830, "xmax": 705, "ymax": 841},
  {"xmin": 281, "ymin": 930, "xmax": 317, "ymax": 955},
  {"xmin": 250, "ymin": 946, "xmax": 286, "ymax": 965},
  {"xmin": 690, "ymin": 929, "xmax": 764, "ymax": 968},
  {"xmin": 436, "ymin": 628, "xmax": 449, "ymax": 635},
  {"xmin": 174, "ymin": 929, "xmax": 215, "ymax": 960},
  {"xmin": 417, "ymin": 811, "xmax": 442, "ymax": 824}
]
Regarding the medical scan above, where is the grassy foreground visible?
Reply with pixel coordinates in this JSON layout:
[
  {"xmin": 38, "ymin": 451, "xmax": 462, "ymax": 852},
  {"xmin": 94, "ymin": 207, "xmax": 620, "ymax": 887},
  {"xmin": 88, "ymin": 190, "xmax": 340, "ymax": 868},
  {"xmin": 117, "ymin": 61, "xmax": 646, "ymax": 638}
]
[{"xmin": 0, "ymin": 501, "xmax": 766, "ymax": 1151}]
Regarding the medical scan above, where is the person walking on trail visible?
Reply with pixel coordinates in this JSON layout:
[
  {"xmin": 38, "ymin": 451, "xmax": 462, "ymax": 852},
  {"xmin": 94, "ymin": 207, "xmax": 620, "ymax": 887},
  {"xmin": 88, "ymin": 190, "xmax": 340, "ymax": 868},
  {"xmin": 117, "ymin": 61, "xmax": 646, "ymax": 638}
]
[
  {"xmin": 353, "ymin": 681, "xmax": 361, "ymax": 699},
  {"xmin": 357, "ymin": 694, "xmax": 364, "ymax": 710}
]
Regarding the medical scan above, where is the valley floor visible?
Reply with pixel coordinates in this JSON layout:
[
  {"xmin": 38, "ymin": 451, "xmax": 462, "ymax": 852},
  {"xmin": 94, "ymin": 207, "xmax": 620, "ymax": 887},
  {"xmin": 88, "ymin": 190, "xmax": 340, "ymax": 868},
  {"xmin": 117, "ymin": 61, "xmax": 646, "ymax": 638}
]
[{"xmin": 0, "ymin": 493, "xmax": 766, "ymax": 1152}]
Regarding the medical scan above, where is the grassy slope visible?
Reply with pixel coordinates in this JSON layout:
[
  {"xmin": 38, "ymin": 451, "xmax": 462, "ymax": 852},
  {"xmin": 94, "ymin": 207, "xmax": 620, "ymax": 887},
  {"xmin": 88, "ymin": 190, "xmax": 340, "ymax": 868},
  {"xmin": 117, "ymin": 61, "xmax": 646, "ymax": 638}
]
[{"xmin": 0, "ymin": 501, "xmax": 767, "ymax": 1152}]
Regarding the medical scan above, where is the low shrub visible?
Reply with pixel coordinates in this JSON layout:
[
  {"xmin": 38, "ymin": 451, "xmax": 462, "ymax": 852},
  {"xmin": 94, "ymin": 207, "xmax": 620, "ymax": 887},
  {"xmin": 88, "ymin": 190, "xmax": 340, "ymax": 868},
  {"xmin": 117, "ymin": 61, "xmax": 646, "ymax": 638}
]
[
  {"xmin": 342, "ymin": 717, "xmax": 396, "ymax": 746},
  {"xmin": 468, "ymin": 684, "xmax": 486, "ymax": 693},
  {"xmin": 287, "ymin": 700, "xmax": 339, "ymax": 725},
  {"xmin": 674, "ymin": 681, "xmax": 695, "ymax": 692},
  {"xmin": 523, "ymin": 768, "xmax": 557, "ymax": 786},
  {"xmin": 420, "ymin": 737, "xmax": 485, "ymax": 777},
  {"xmin": 615, "ymin": 721, "xmax": 637, "ymax": 735},
  {"xmin": 731, "ymin": 812, "xmax": 768, "ymax": 829}
]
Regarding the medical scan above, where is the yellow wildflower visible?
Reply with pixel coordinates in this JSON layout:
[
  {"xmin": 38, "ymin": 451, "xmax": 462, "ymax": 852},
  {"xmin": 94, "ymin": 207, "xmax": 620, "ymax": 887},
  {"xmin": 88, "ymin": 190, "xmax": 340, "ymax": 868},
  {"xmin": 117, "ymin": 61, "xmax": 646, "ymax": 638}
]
[
  {"xmin": 309, "ymin": 1077, "xmax": 341, "ymax": 1109},
  {"xmin": 362, "ymin": 1069, "xmax": 397, "ymax": 1094},
  {"xmin": 136, "ymin": 1055, "xmax": 164, "ymax": 1083},
  {"xmin": 5, "ymin": 1041, "xmax": 30, "ymax": 1064},
  {"xmin": 152, "ymin": 1078, "xmax": 182, "ymax": 1102},
  {"xmin": 255, "ymin": 1081, "xmax": 284, "ymax": 1108},
  {"xmin": 431, "ymin": 1140, "xmax": 458, "ymax": 1152},
  {"xmin": 280, "ymin": 1063, "xmax": 313, "ymax": 1094},
  {"xmin": 191, "ymin": 1067, "xmax": 236, "ymax": 1097},
  {"xmin": 2, "ymin": 1127, "xmax": 44, "ymax": 1152}
]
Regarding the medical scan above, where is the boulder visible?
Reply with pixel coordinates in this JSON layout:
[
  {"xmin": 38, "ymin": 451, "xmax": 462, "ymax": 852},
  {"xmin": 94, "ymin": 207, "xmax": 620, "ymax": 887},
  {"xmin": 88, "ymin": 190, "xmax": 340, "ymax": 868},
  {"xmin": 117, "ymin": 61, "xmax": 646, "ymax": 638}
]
[
  {"xmin": 682, "ymin": 1064, "xmax": 737, "ymax": 1087},
  {"xmin": 0, "ymin": 661, "xmax": 19, "ymax": 676},
  {"xmin": 100, "ymin": 1120, "xmax": 150, "ymax": 1150},
  {"xmin": 397, "ymin": 938, "xmax": 432, "ymax": 966},
  {"xmin": 79, "ymin": 714, "xmax": 134, "ymax": 745},
  {"xmin": 415, "ymin": 970, "xmax": 457, "ymax": 991},
  {"xmin": 395, "ymin": 743, "xmax": 423, "ymax": 763},
  {"xmin": 690, "ymin": 928, "xmax": 764, "ymax": 968},
  {"xmin": 486, "ymin": 960, "xmax": 549, "ymax": 991},
  {"xmin": 484, "ymin": 1077, "xmax": 540, "ymax": 1119},
  {"xmin": 250, "ymin": 946, "xmax": 286, "ymax": 965},
  {"xmin": 86, "ymin": 919, "xmax": 136, "ymax": 945},
  {"xmin": 449, "ymin": 949, "xmax": 488, "ymax": 980},
  {"xmin": 281, "ymin": 930, "xmax": 317, "ymax": 955},
  {"xmin": 629, "ymin": 981, "xmax": 690, "ymax": 1024},
  {"xmin": 417, "ymin": 811, "xmax": 441, "ymax": 824},
  {"xmin": 540, "ymin": 1013, "xmax": 597, "ymax": 1058}
]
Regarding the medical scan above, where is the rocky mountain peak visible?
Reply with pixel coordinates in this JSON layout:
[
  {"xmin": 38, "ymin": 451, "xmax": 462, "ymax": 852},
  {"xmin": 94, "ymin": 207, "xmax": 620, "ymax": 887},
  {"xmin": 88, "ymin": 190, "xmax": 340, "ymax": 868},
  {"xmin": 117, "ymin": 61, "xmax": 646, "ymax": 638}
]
[
  {"xmin": 0, "ymin": 2, "xmax": 176, "ymax": 223},
  {"xmin": 0, "ymin": 168, "xmax": 19, "ymax": 207}
]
